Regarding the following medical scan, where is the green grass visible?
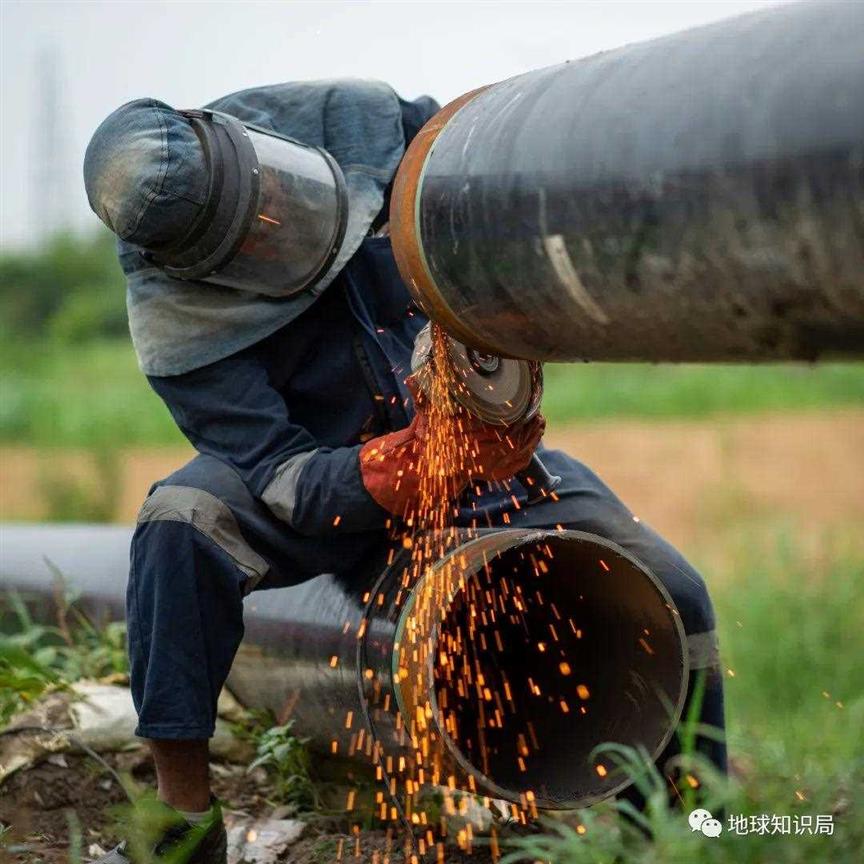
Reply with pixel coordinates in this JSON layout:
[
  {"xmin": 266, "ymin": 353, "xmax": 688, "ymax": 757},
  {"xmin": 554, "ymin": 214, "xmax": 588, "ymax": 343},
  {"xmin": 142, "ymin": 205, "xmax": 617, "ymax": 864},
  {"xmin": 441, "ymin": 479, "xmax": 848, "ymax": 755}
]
[
  {"xmin": 0, "ymin": 339, "xmax": 183, "ymax": 448},
  {"xmin": 1, "ymin": 339, "xmax": 862, "ymax": 448},
  {"xmin": 716, "ymin": 540, "xmax": 863, "ymax": 807},
  {"xmin": 249, "ymin": 720, "xmax": 318, "ymax": 811},
  {"xmin": 0, "ymin": 586, "xmax": 128, "ymax": 725},
  {"xmin": 542, "ymin": 361, "xmax": 864, "ymax": 423}
]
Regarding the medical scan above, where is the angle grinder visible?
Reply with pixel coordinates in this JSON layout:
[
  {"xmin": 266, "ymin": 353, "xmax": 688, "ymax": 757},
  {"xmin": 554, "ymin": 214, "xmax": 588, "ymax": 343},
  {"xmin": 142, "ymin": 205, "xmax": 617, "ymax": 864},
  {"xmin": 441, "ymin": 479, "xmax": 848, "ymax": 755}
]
[{"xmin": 411, "ymin": 323, "xmax": 562, "ymax": 504}]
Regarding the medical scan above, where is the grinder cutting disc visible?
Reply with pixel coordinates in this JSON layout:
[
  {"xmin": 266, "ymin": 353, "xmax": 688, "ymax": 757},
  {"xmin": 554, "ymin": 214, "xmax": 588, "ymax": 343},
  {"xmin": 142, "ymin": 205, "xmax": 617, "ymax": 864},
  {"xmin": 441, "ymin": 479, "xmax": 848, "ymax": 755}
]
[{"xmin": 411, "ymin": 323, "xmax": 541, "ymax": 426}]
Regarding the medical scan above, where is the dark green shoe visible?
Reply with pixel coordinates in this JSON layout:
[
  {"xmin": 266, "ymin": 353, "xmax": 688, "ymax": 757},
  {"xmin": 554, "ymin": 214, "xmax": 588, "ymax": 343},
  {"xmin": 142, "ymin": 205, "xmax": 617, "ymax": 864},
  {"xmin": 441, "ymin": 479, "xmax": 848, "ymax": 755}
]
[{"xmin": 91, "ymin": 799, "xmax": 227, "ymax": 864}]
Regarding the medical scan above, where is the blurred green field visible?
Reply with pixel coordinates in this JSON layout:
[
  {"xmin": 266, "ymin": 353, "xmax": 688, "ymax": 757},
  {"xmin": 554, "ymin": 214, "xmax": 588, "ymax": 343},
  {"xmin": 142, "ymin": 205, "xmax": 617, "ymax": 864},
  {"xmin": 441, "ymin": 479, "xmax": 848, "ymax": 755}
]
[
  {"xmin": 713, "ymin": 539, "xmax": 863, "ymax": 814},
  {"xmin": 0, "ymin": 339, "xmax": 182, "ymax": 448},
  {"xmin": 2, "ymin": 337, "xmax": 863, "ymax": 448},
  {"xmin": 543, "ymin": 361, "xmax": 864, "ymax": 423}
]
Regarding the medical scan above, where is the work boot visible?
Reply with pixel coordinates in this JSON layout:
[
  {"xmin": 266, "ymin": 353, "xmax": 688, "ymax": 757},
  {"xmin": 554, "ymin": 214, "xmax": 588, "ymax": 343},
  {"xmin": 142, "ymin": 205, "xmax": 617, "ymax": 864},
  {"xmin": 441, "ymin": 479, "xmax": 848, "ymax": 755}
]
[{"xmin": 90, "ymin": 798, "xmax": 227, "ymax": 864}]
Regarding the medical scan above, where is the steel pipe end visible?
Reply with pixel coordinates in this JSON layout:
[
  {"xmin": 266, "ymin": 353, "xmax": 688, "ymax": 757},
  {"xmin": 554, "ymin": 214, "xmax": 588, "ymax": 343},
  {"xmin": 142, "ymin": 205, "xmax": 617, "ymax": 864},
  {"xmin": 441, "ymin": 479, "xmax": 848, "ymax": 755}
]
[
  {"xmin": 389, "ymin": 87, "xmax": 501, "ymax": 354},
  {"xmin": 393, "ymin": 529, "xmax": 688, "ymax": 809}
]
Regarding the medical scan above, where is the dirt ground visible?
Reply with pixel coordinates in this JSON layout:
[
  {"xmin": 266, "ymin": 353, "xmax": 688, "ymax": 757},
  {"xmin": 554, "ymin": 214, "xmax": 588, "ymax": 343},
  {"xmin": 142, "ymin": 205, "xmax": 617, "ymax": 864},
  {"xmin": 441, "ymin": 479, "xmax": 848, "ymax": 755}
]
[
  {"xmin": 3, "ymin": 410, "xmax": 862, "ymax": 554},
  {"xmin": 546, "ymin": 409, "xmax": 864, "ymax": 556},
  {"xmin": 0, "ymin": 750, "xmax": 496, "ymax": 864}
]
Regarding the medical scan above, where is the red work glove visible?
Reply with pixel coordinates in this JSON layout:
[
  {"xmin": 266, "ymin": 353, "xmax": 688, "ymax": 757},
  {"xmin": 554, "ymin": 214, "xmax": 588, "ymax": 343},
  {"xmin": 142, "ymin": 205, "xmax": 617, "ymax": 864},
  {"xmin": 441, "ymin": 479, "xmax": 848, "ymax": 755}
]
[
  {"xmin": 359, "ymin": 395, "xmax": 545, "ymax": 517},
  {"xmin": 463, "ymin": 413, "xmax": 545, "ymax": 482},
  {"xmin": 359, "ymin": 410, "xmax": 432, "ymax": 517}
]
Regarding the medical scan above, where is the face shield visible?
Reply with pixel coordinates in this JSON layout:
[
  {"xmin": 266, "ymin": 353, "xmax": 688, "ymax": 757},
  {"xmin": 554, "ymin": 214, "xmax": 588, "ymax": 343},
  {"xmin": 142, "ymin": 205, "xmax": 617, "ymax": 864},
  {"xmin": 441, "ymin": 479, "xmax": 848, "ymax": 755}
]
[{"xmin": 147, "ymin": 110, "xmax": 348, "ymax": 297}]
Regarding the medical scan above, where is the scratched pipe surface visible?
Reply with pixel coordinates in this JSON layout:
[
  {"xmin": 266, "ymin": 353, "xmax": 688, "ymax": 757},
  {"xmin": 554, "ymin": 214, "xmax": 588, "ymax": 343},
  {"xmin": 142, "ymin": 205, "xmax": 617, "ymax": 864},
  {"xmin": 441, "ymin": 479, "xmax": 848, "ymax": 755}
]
[
  {"xmin": 390, "ymin": 0, "xmax": 864, "ymax": 362},
  {"xmin": 1, "ymin": 523, "xmax": 686, "ymax": 809}
]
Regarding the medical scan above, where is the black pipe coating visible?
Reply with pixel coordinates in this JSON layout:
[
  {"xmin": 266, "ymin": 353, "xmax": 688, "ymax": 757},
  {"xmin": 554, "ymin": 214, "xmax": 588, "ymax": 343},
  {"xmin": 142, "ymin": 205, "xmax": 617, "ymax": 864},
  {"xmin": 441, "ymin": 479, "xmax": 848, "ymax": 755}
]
[
  {"xmin": 405, "ymin": 0, "xmax": 864, "ymax": 362},
  {"xmin": 1, "ymin": 523, "xmax": 687, "ymax": 809}
]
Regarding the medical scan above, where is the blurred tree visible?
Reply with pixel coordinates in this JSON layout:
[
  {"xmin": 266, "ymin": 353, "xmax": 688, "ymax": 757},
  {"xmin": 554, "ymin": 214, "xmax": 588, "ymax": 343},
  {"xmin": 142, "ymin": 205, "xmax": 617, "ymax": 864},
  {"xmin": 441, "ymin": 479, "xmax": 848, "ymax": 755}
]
[{"xmin": 0, "ymin": 230, "xmax": 126, "ymax": 341}]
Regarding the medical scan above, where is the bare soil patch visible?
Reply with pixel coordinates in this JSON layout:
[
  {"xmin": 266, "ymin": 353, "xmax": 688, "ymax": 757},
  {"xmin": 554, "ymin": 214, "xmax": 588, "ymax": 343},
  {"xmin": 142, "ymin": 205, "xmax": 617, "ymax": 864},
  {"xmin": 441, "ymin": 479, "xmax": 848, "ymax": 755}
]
[
  {"xmin": 544, "ymin": 409, "xmax": 864, "ymax": 554},
  {"xmin": 3, "ymin": 410, "xmax": 861, "ymax": 553},
  {"xmin": 0, "ymin": 750, "xmax": 495, "ymax": 864}
]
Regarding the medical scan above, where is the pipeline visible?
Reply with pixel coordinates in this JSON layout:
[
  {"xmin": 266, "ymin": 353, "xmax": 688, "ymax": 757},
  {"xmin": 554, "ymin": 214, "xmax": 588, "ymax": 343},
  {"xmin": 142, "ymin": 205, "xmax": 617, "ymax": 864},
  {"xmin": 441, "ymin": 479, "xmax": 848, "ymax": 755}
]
[
  {"xmin": 2, "ymin": 523, "xmax": 688, "ymax": 809},
  {"xmin": 391, "ymin": 0, "xmax": 864, "ymax": 363}
]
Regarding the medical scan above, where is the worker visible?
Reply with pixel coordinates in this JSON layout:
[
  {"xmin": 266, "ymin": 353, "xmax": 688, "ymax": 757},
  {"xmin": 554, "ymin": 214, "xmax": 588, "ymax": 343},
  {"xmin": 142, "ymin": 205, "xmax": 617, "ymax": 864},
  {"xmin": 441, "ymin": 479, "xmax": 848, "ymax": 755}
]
[{"xmin": 83, "ymin": 80, "xmax": 725, "ymax": 863}]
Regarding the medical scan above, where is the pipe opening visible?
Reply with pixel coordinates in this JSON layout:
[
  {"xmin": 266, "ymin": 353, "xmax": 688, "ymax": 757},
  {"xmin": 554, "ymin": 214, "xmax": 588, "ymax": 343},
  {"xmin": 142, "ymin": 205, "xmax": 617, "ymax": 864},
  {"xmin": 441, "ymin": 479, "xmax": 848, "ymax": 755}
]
[{"xmin": 426, "ymin": 531, "xmax": 687, "ymax": 808}]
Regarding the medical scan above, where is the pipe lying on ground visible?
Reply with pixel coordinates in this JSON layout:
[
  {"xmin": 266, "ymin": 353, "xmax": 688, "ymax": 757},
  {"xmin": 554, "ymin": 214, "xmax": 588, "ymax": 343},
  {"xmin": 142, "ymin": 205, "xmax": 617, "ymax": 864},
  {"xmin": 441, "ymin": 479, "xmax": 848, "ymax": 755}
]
[
  {"xmin": 2, "ymin": 523, "xmax": 689, "ymax": 809},
  {"xmin": 391, "ymin": 0, "xmax": 864, "ymax": 363}
]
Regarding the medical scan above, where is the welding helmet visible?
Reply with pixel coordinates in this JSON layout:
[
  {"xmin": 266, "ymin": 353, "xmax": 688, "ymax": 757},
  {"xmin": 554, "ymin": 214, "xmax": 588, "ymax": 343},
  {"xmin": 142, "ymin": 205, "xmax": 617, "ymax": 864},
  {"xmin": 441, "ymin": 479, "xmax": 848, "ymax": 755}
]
[{"xmin": 144, "ymin": 110, "xmax": 348, "ymax": 297}]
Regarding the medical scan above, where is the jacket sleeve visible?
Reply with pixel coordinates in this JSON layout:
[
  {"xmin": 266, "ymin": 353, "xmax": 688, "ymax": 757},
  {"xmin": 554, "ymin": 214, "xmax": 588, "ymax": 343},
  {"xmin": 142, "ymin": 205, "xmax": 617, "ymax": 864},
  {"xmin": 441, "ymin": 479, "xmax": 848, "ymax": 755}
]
[{"xmin": 148, "ymin": 346, "xmax": 389, "ymax": 536}]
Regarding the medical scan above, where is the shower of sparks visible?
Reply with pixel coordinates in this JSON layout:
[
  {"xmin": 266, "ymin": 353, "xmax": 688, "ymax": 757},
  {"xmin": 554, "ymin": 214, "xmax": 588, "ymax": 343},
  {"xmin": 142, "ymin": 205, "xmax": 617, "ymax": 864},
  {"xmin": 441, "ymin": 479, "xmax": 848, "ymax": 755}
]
[{"xmin": 326, "ymin": 324, "xmax": 627, "ymax": 859}]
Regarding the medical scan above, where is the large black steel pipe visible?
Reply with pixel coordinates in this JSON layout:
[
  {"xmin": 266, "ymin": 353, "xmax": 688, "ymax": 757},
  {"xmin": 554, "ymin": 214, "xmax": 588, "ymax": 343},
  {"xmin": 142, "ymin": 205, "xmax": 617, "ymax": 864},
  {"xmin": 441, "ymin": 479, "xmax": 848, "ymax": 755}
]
[
  {"xmin": 2, "ymin": 523, "xmax": 689, "ymax": 810},
  {"xmin": 391, "ymin": 0, "xmax": 864, "ymax": 362}
]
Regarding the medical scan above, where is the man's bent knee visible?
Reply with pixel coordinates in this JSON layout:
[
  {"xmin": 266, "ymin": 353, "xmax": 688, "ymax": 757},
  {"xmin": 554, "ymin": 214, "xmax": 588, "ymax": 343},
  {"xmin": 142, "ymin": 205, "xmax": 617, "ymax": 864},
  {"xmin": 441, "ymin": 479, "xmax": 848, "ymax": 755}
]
[{"xmin": 135, "ymin": 472, "xmax": 270, "ymax": 592}]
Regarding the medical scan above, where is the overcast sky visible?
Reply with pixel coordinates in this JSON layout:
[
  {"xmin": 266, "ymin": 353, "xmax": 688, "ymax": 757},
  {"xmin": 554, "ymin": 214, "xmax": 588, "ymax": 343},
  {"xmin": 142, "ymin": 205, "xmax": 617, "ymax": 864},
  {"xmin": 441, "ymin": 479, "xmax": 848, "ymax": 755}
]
[{"xmin": 2, "ymin": 0, "xmax": 781, "ymax": 248}]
